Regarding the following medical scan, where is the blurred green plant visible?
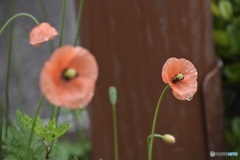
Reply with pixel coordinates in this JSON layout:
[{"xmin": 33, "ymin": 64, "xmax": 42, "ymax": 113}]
[
  {"xmin": 211, "ymin": 0, "xmax": 240, "ymax": 156},
  {"xmin": 2, "ymin": 110, "xmax": 89, "ymax": 160}
]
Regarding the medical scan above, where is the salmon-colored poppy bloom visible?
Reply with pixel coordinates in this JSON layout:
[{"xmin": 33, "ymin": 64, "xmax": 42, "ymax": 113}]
[
  {"xmin": 162, "ymin": 57, "xmax": 198, "ymax": 100},
  {"xmin": 29, "ymin": 22, "xmax": 58, "ymax": 46},
  {"xmin": 40, "ymin": 45, "xmax": 98, "ymax": 109}
]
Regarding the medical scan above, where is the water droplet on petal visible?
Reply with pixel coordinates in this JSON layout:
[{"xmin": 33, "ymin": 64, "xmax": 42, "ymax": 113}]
[{"xmin": 187, "ymin": 97, "xmax": 193, "ymax": 101}]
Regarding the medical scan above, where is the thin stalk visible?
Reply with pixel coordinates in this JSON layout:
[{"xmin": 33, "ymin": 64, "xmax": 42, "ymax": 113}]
[
  {"xmin": 0, "ymin": 13, "xmax": 39, "ymax": 35},
  {"xmin": 147, "ymin": 134, "xmax": 163, "ymax": 148},
  {"xmin": 112, "ymin": 104, "xmax": 119, "ymax": 160},
  {"xmin": 0, "ymin": 98, "xmax": 3, "ymax": 159},
  {"xmin": 74, "ymin": 0, "xmax": 84, "ymax": 46},
  {"xmin": 59, "ymin": 0, "xmax": 66, "ymax": 47},
  {"xmin": 25, "ymin": 96, "xmax": 44, "ymax": 160},
  {"xmin": 5, "ymin": 0, "xmax": 14, "ymax": 138},
  {"xmin": 72, "ymin": 110, "xmax": 89, "ymax": 160},
  {"xmin": 55, "ymin": 107, "xmax": 61, "ymax": 126},
  {"xmin": 38, "ymin": 0, "xmax": 54, "ymax": 52},
  {"xmin": 38, "ymin": 0, "xmax": 49, "ymax": 21},
  {"xmin": 50, "ymin": 104, "xmax": 55, "ymax": 120},
  {"xmin": 4, "ymin": 0, "xmax": 15, "ymax": 138},
  {"xmin": 55, "ymin": 0, "xmax": 67, "ymax": 125},
  {"xmin": 148, "ymin": 85, "xmax": 169, "ymax": 160}
]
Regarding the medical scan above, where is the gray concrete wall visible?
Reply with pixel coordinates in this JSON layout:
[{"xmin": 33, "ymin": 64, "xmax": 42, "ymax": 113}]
[{"xmin": 0, "ymin": 0, "xmax": 77, "ymax": 118}]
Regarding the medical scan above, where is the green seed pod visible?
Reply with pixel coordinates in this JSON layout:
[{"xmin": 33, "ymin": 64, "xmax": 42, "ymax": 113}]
[
  {"xmin": 218, "ymin": 0, "xmax": 233, "ymax": 20},
  {"xmin": 109, "ymin": 86, "xmax": 117, "ymax": 106}
]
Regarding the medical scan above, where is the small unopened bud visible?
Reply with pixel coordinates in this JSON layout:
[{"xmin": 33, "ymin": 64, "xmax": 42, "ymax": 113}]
[
  {"xmin": 109, "ymin": 86, "xmax": 117, "ymax": 105},
  {"xmin": 162, "ymin": 134, "xmax": 175, "ymax": 144}
]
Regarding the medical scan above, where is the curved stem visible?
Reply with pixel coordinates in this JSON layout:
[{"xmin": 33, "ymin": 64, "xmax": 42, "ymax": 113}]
[
  {"xmin": 148, "ymin": 85, "xmax": 169, "ymax": 160},
  {"xmin": 25, "ymin": 95, "xmax": 44, "ymax": 160},
  {"xmin": 59, "ymin": 0, "xmax": 66, "ymax": 47},
  {"xmin": 112, "ymin": 104, "xmax": 119, "ymax": 160},
  {"xmin": 147, "ymin": 134, "xmax": 163, "ymax": 148},
  {"xmin": 4, "ymin": 0, "xmax": 15, "ymax": 139},
  {"xmin": 74, "ymin": 0, "xmax": 84, "ymax": 46},
  {"xmin": 0, "ymin": 13, "xmax": 39, "ymax": 36}
]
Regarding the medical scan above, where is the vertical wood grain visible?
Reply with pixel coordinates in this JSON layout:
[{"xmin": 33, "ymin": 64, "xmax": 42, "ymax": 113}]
[{"xmin": 77, "ymin": 0, "xmax": 225, "ymax": 159}]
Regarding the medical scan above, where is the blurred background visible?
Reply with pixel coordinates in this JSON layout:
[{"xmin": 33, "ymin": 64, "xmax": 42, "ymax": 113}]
[
  {"xmin": 0, "ymin": 0, "xmax": 240, "ymax": 159},
  {"xmin": 211, "ymin": 0, "xmax": 240, "ymax": 156}
]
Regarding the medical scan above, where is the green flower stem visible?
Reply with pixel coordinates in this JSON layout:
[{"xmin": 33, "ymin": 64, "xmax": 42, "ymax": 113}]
[
  {"xmin": 25, "ymin": 95, "xmax": 44, "ymax": 160},
  {"xmin": 74, "ymin": 0, "xmax": 84, "ymax": 46},
  {"xmin": 59, "ymin": 0, "xmax": 66, "ymax": 47},
  {"xmin": 4, "ymin": 0, "xmax": 15, "ymax": 139},
  {"xmin": 112, "ymin": 103, "xmax": 119, "ymax": 160},
  {"xmin": 72, "ymin": 110, "xmax": 89, "ymax": 160},
  {"xmin": 55, "ymin": 107, "xmax": 61, "ymax": 126},
  {"xmin": 147, "ymin": 134, "xmax": 163, "ymax": 148},
  {"xmin": 38, "ymin": 0, "xmax": 54, "ymax": 52},
  {"xmin": 0, "ymin": 13, "xmax": 39, "ymax": 35},
  {"xmin": 50, "ymin": 104, "xmax": 55, "ymax": 120},
  {"xmin": 0, "ymin": 98, "xmax": 3, "ymax": 159},
  {"xmin": 55, "ymin": 0, "xmax": 67, "ymax": 125},
  {"xmin": 148, "ymin": 85, "xmax": 169, "ymax": 160}
]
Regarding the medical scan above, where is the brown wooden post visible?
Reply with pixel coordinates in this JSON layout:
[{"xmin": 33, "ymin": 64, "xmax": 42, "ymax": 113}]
[{"xmin": 77, "ymin": 0, "xmax": 226, "ymax": 159}]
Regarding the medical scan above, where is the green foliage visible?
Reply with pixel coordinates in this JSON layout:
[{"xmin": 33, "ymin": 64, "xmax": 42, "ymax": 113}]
[
  {"xmin": 3, "ymin": 110, "xmax": 72, "ymax": 160},
  {"xmin": 56, "ymin": 140, "xmax": 91, "ymax": 160},
  {"xmin": 35, "ymin": 118, "xmax": 71, "ymax": 141},
  {"xmin": 211, "ymin": 0, "xmax": 240, "ymax": 154},
  {"xmin": 218, "ymin": 0, "xmax": 233, "ymax": 20},
  {"xmin": 17, "ymin": 110, "xmax": 71, "ymax": 141},
  {"xmin": 3, "ymin": 111, "xmax": 45, "ymax": 160},
  {"xmin": 226, "ymin": 117, "xmax": 240, "ymax": 160}
]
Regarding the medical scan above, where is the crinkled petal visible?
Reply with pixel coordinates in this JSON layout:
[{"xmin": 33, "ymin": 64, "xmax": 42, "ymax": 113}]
[
  {"xmin": 29, "ymin": 22, "xmax": 58, "ymax": 46},
  {"xmin": 162, "ymin": 57, "xmax": 198, "ymax": 100}
]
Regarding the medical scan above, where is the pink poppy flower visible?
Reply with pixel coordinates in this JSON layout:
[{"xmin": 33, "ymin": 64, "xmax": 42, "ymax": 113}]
[
  {"xmin": 40, "ymin": 45, "xmax": 98, "ymax": 109},
  {"xmin": 162, "ymin": 57, "xmax": 198, "ymax": 100},
  {"xmin": 29, "ymin": 22, "xmax": 58, "ymax": 46}
]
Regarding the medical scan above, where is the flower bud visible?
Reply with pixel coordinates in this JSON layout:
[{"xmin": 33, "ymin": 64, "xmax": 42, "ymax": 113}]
[
  {"xmin": 109, "ymin": 86, "xmax": 117, "ymax": 105},
  {"xmin": 162, "ymin": 134, "xmax": 175, "ymax": 144}
]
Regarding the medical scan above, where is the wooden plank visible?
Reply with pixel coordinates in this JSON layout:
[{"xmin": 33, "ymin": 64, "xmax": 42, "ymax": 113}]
[{"xmin": 77, "ymin": 0, "xmax": 225, "ymax": 159}]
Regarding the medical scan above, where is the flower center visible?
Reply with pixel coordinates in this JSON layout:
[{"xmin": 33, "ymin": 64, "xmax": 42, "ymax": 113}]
[
  {"xmin": 172, "ymin": 73, "xmax": 184, "ymax": 83},
  {"xmin": 62, "ymin": 68, "xmax": 78, "ymax": 81}
]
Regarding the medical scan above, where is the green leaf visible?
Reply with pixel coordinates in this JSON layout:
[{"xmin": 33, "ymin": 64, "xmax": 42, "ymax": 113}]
[
  {"xmin": 232, "ymin": 117, "xmax": 240, "ymax": 140},
  {"xmin": 16, "ymin": 110, "xmax": 44, "ymax": 130},
  {"xmin": 213, "ymin": 29, "xmax": 229, "ymax": 47},
  {"xmin": 35, "ymin": 118, "xmax": 71, "ymax": 141},
  {"xmin": 211, "ymin": 1, "xmax": 221, "ymax": 17},
  {"xmin": 219, "ymin": 0, "xmax": 233, "ymax": 20},
  {"xmin": 226, "ymin": 25, "xmax": 240, "ymax": 54},
  {"xmin": 223, "ymin": 63, "xmax": 240, "ymax": 84},
  {"xmin": 3, "ymin": 111, "xmax": 46, "ymax": 160}
]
